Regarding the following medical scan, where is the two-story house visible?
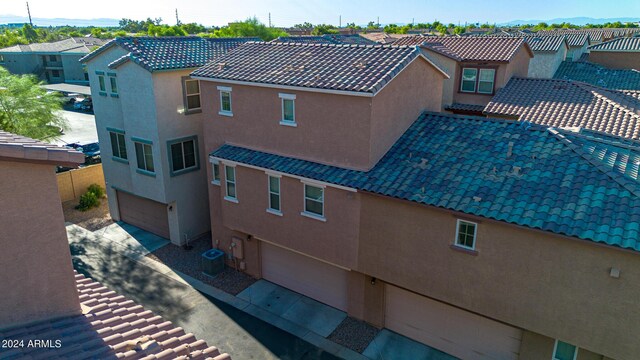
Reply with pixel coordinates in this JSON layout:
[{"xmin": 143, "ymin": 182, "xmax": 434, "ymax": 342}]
[
  {"xmin": 80, "ymin": 36, "xmax": 257, "ymax": 244},
  {"xmin": 0, "ymin": 37, "xmax": 106, "ymax": 84},
  {"xmin": 191, "ymin": 42, "xmax": 640, "ymax": 359},
  {"xmin": 393, "ymin": 36, "xmax": 533, "ymax": 115},
  {"xmin": 587, "ymin": 37, "xmax": 640, "ymax": 70}
]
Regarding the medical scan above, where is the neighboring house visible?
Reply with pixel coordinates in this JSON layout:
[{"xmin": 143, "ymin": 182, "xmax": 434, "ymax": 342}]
[
  {"xmin": 484, "ymin": 77, "xmax": 640, "ymax": 139},
  {"xmin": 359, "ymin": 32, "xmax": 413, "ymax": 44},
  {"xmin": 272, "ymin": 34, "xmax": 377, "ymax": 45},
  {"xmin": 394, "ymin": 35, "xmax": 533, "ymax": 114},
  {"xmin": 0, "ymin": 37, "xmax": 106, "ymax": 84},
  {"xmin": 554, "ymin": 60, "xmax": 640, "ymax": 90},
  {"xmin": 588, "ymin": 37, "xmax": 640, "ymax": 70},
  {"xmin": 536, "ymin": 28, "xmax": 640, "ymax": 45},
  {"xmin": 80, "ymin": 36, "xmax": 257, "ymax": 245},
  {"xmin": 0, "ymin": 131, "xmax": 229, "ymax": 360},
  {"xmin": 523, "ymin": 35, "xmax": 569, "ymax": 78},
  {"xmin": 556, "ymin": 33, "xmax": 590, "ymax": 61}
]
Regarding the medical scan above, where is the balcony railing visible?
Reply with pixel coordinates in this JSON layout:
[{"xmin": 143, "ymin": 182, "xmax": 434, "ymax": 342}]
[{"xmin": 43, "ymin": 61, "xmax": 63, "ymax": 68}]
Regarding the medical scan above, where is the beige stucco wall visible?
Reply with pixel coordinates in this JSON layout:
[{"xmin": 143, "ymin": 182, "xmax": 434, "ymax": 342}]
[
  {"xmin": 357, "ymin": 194, "xmax": 639, "ymax": 360},
  {"xmin": 589, "ymin": 51, "xmax": 640, "ymax": 70},
  {"xmin": 567, "ymin": 43, "xmax": 589, "ymax": 61},
  {"xmin": 528, "ymin": 46, "xmax": 568, "ymax": 79},
  {"xmin": 56, "ymin": 163, "xmax": 106, "ymax": 202},
  {"xmin": 420, "ymin": 51, "xmax": 456, "ymax": 108},
  {"xmin": 0, "ymin": 160, "xmax": 80, "ymax": 329}
]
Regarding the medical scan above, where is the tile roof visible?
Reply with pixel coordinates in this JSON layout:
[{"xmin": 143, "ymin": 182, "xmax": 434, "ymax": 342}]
[
  {"xmin": 483, "ymin": 77, "xmax": 640, "ymax": 140},
  {"xmin": 359, "ymin": 32, "xmax": 413, "ymax": 44},
  {"xmin": 80, "ymin": 37, "xmax": 259, "ymax": 72},
  {"xmin": 273, "ymin": 34, "xmax": 376, "ymax": 45},
  {"xmin": 589, "ymin": 37, "xmax": 640, "ymax": 52},
  {"xmin": 0, "ymin": 37, "xmax": 107, "ymax": 54},
  {"xmin": 444, "ymin": 103, "xmax": 486, "ymax": 114},
  {"xmin": 522, "ymin": 35, "xmax": 568, "ymax": 52},
  {"xmin": 0, "ymin": 271, "xmax": 230, "ymax": 360},
  {"xmin": 545, "ymin": 33, "xmax": 590, "ymax": 48},
  {"xmin": 212, "ymin": 112, "xmax": 640, "ymax": 251},
  {"xmin": 0, "ymin": 130, "xmax": 84, "ymax": 165},
  {"xmin": 393, "ymin": 36, "xmax": 531, "ymax": 62},
  {"xmin": 191, "ymin": 42, "xmax": 445, "ymax": 95},
  {"xmin": 554, "ymin": 60, "xmax": 640, "ymax": 90}
]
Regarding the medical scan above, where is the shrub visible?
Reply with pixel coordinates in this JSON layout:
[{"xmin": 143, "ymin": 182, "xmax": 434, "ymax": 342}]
[
  {"xmin": 76, "ymin": 191, "xmax": 99, "ymax": 211},
  {"xmin": 87, "ymin": 183, "xmax": 105, "ymax": 198}
]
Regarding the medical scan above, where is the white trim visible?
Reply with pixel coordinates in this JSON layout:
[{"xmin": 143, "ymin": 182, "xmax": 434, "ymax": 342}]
[
  {"xmin": 224, "ymin": 196, "xmax": 239, "ymax": 203},
  {"xmin": 280, "ymin": 96, "xmax": 296, "ymax": 124},
  {"xmin": 552, "ymin": 340, "xmax": 579, "ymax": 360},
  {"xmin": 267, "ymin": 175, "xmax": 281, "ymax": 213},
  {"xmin": 211, "ymin": 159, "xmax": 221, "ymax": 185},
  {"xmin": 300, "ymin": 211, "xmax": 326, "ymax": 222},
  {"xmin": 224, "ymin": 165, "xmax": 237, "ymax": 201},
  {"xmin": 300, "ymin": 179, "xmax": 326, "ymax": 188},
  {"xmin": 460, "ymin": 67, "xmax": 478, "ymax": 93},
  {"xmin": 278, "ymin": 93, "xmax": 297, "ymax": 100},
  {"xmin": 266, "ymin": 208, "xmax": 283, "ymax": 216},
  {"xmin": 210, "ymin": 156, "xmax": 357, "ymax": 192},
  {"xmin": 219, "ymin": 88, "xmax": 232, "ymax": 115},
  {"xmin": 184, "ymin": 78, "xmax": 201, "ymax": 111},
  {"xmin": 303, "ymin": 183, "xmax": 325, "ymax": 219},
  {"xmin": 477, "ymin": 68, "xmax": 495, "ymax": 95},
  {"xmin": 219, "ymin": 111, "xmax": 234, "ymax": 117},
  {"xmin": 279, "ymin": 120, "xmax": 297, "ymax": 127},
  {"xmin": 454, "ymin": 219, "xmax": 477, "ymax": 250},
  {"xmin": 217, "ymin": 85, "xmax": 232, "ymax": 91}
]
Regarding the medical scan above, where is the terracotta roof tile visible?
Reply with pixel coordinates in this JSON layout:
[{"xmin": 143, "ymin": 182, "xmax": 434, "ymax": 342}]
[
  {"xmin": 393, "ymin": 36, "xmax": 529, "ymax": 62},
  {"xmin": 554, "ymin": 60, "xmax": 640, "ymax": 90},
  {"xmin": 0, "ymin": 271, "xmax": 230, "ymax": 360},
  {"xmin": 0, "ymin": 130, "xmax": 84, "ymax": 165},
  {"xmin": 273, "ymin": 34, "xmax": 376, "ymax": 45},
  {"xmin": 589, "ymin": 37, "xmax": 640, "ymax": 52},
  {"xmin": 484, "ymin": 77, "xmax": 640, "ymax": 140}
]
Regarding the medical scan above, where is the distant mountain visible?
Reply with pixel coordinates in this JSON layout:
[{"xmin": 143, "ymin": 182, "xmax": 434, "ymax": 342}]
[
  {"xmin": 0, "ymin": 15, "xmax": 119, "ymax": 27},
  {"xmin": 501, "ymin": 17, "xmax": 640, "ymax": 26}
]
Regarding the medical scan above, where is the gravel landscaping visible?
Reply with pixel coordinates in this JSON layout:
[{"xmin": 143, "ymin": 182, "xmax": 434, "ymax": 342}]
[
  {"xmin": 146, "ymin": 236, "xmax": 256, "ymax": 295},
  {"xmin": 63, "ymin": 197, "xmax": 114, "ymax": 231},
  {"xmin": 328, "ymin": 317, "xmax": 380, "ymax": 353}
]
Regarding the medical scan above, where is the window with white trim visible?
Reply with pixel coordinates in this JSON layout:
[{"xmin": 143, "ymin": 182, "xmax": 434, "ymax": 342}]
[
  {"xmin": 455, "ymin": 219, "xmax": 477, "ymax": 250},
  {"xmin": 460, "ymin": 68, "xmax": 477, "ymax": 92},
  {"xmin": 268, "ymin": 175, "xmax": 281, "ymax": 213},
  {"xmin": 477, "ymin": 69, "xmax": 495, "ymax": 94},
  {"xmin": 109, "ymin": 131, "xmax": 127, "ymax": 160},
  {"xmin": 211, "ymin": 159, "xmax": 221, "ymax": 185},
  {"xmin": 225, "ymin": 165, "xmax": 237, "ymax": 201},
  {"xmin": 183, "ymin": 78, "xmax": 201, "ymax": 113},
  {"xmin": 304, "ymin": 184, "xmax": 324, "ymax": 217},
  {"xmin": 134, "ymin": 141, "xmax": 154, "ymax": 173},
  {"xmin": 460, "ymin": 67, "xmax": 496, "ymax": 94},
  {"xmin": 279, "ymin": 93, "xmax": 296, "ymax": 126},
  {"xmin": 552, "ymin": 340, "xmax": 578, "ymax": 360},
  {"xmin": 169, "ymin": 137, "xmax": 198, "ymax": 175},
  {"xmin": 218, "ymin": 86, "xmax": 232, "ymax": 115}
]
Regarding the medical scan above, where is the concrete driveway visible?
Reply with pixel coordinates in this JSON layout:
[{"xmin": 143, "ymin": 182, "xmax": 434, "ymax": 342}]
[{"xmin": 67, "ymin": 225, "xmax": 343, "ymax": 360}]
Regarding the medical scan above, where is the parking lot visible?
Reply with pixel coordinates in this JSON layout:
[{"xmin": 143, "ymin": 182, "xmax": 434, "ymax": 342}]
[{"xmin": 52, "ymin": 109, "xmax": 98, "ymax": 146}]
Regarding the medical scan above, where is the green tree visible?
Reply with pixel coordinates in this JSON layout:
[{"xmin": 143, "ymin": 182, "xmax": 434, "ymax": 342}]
[
  {"xmin": 311, "ymin": 24, "xmax": 338, "ymax": 35},
  {"xmin": 21, "ymin": 24, "xmax": 38, "ymax": 42},
  {"xmin": 181, "ymin": 23, "xmax": 205, "ymax": 34},
  {"xmin": 366, "ymin": 21, "xmax": 378, "ymax": 30},
  {"xmin": 293, "ymin": 22, "xmax": 314, "ymax": 30},
  {"xmin": 212, "ymin": 18, "xmax": 287, "ymax": 41},
  {"xmin": 436, "ymin": 24, "xmax": 448, "ymax": 35},
  {"xmin": 453, "ymin": 26, "xmax": 466, "ymax": 35},
  {"xmin": 0, "ymin": 68, "xmax": 67, "ymax": 140}
]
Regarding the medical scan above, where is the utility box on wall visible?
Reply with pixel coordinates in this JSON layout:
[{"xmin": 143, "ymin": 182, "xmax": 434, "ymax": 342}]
[{"xmin": 201, "ymin": 249, "xmax": 225, "ymax": 276}]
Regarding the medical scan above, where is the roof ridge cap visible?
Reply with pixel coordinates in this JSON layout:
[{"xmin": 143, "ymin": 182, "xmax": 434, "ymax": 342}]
[{"xmin": 575, "ymin": 82, "xmax": 640, "ymax": 118}]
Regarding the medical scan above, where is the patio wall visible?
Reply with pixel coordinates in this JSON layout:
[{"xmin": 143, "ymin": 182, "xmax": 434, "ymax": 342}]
[{"xmin": 57, "ymin": 163, "xmax": 106, "ymax": 202}]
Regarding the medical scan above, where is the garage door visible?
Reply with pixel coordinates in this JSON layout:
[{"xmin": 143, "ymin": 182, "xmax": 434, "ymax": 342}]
[
  {"xmin": 261, "ymin": 242, "xmax": 348, "ymax": 311},
  {"xmin": 385, "ymin": 285, "xmax": 522, "ymax": 360},
  {"xmin": 116, "ymin": 191, "xmax": 170, "ymax": 239}
]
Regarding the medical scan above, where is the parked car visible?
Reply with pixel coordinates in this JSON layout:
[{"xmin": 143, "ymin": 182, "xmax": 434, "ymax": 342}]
[
  {"xmin": 67, "ymin": 141, "xmax": 100, "ymax": 164},
  {"xmin": 73, "ymin": 98, "xmax": 93, "ymax": 111},
  {"xmin": 61, "ymin": 93, "xmax": 83, "ymax": 104}
]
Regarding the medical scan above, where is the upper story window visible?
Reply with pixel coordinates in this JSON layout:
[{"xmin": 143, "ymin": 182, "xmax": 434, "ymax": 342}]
[
  {"xmin": 279, "ymin": 93, "xmax": 296, "ymax": 127},
  {"xmin": 49, "ymin": 55, "xmax": 56, "ymax": 62},
  {"xmin": 455, "ymin": 219, "xmax": 477, "ymax": 250},
  {"xmin": 218, "ymin": 86, "xmax": 232, "ymax": 116},
  {"xmin": 224, "ymin": 165, "xmax": 237, "ymax": 202},
  {"xmin": 302, "ymin": 183, "xmax": 324, "ymax": 220},
  {"xmin": 460, "ymin": 67, "xmax": 496, "ymax": 95},
  {"xmin": 552, "ymin": 340, "xmax": 578, "ymax": 360},
  {"xmin": 108, "ymin": 128, "xmax": 127, "ymax": 162},
  {"xmin": 182, "ymin": 77, "xmax": 201, "ymax": 114},
  {"xmin": 98, "ymin": 74, "xmax": 106, "ymax": 92},
  {"xmin": 108, "ymin": 74, "xmax": 118, "ymax": 95},
  {"xmin": 267, "ymin": 175, "xmax": 281, "ymax": 215},
  {"xmin": 0, "ymin": 55, "xmax": 5, "ymax": 63},
  {"xmin": 133, "ymin": 138, "xmax": 155, "ymax": 176},
  {"xmin": 168, "ymin": 136, "xmax": 199, "ymax": 176},
  {"xmin": 51, "ymin": 70, "xmax": 60, "ymax": 78},
  {"xmin": 211, "ymin": 159, "xmax": 221, "ymax": 185}
]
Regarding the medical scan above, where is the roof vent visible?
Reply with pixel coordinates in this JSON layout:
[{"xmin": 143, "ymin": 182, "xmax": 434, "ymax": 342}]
[
  {"xmin": 473, "ymin": 196, "xmax": 482, "ymax": 202},
  {"xmin": 507, "ymin": 141, "xmax": 514, "ymax": 158},
  {"xmin": 354, "ymin": 60, "xmax": 368, "ymax": 69},
  {"xmin": 217, "ymin": 62, "xmax": 227, "ymax": 70},
  {"xmin": 512, "ymin": 166, "xmax": 522, "ymax": 176}
]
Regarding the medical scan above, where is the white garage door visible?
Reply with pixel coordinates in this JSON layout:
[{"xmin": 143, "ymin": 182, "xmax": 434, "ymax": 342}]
[
  {"xmin": 261, "ymin": 242, "xmax": 349, "ymax": 311},
  {"xmin": 385, "ymin": 285, "xmax": 522, "ymax": 360},
  {"xmin": 117, "ymin": 191, "xmax": 170, "ymax": 239}
]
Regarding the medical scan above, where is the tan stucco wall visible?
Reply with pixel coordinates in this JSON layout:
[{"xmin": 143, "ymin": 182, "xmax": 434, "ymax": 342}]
[
  {"xmin": 589, "ymin": 52, "xmax": 640, "ymax": 70},
  {"xmin": 357, "ymin": 194, "xmax": 639, "ymax": 360},
  {"xmin": 0, "ymin": 160, "xmax": 80, "ymax": 329},
  {"xmin": 56, "ymin": 164, "xmax": 106, "ymax": 202},
  {"xmin": 519, "ymin": 331, "xmax": 555, "ymax": 360},
  {"xmin": 528, "ymin": 46, "xmax": 568, "ymax": 79}
]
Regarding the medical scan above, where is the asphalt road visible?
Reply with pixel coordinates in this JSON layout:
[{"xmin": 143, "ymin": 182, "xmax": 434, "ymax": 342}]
[{"xmin": 52, "ymin": 109, "xmax": 98, "ymax": 146}]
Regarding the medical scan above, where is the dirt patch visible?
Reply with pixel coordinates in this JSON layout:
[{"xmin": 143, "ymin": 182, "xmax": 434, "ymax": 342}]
[
  {"xmin": 147, "ymin": 236, "xmax": 256, "ymax": 295},
  {"xmin": 63, "ymin": 196, "xmax": 114, "ymax": 231}
]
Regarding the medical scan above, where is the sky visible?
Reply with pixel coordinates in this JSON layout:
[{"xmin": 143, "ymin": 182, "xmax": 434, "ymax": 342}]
[{"xmin": 3, "ymin": 0, "xmax": 640, "ymax": 27}]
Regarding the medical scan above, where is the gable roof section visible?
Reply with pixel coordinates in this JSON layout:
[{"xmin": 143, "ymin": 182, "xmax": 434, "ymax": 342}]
[
  {"xmin": 522, "ymin": 35, "xmax": 569, "ymax": 52},
  {"xmin": 273, "ymin": 34, "xmax": 376, "ymax": 45},
  {"xmin": 80, "ymin": 37, "xmax": 259, "ymax": 72},
  {"xmin": 484, "ymin": 77, "xmax": 640, "ymax": 140},
  {"xmin": 212, "ymin": 112, "xmax": 640, "ymax": 252},
  {"xmin": 589, "ymin": 37, "xmax": 640, "ymax": 52},
  {"xmin": 0, "ymin": 131, "xmax": 84, "ymax": 166},
  {"xmin": 191, "ymin": 42, "xmax": 448, "ymax": 96},
  {"xmin": 0, "ymin": 271, "xmax": 230, "ymax": 360},
  {"xmin": 554, "ymin": 60, "xmax": 640, "ymax": 90},
  {"xmin": 0, "ymin": 37, "xmax": 106, "ymax": 54},
  {"xmin": 394, "ymin": 36, "xmax": 531, "ymax": 62}
]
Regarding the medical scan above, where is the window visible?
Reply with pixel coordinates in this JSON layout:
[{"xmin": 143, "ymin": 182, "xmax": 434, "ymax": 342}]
[
  {"xmin": 49, "ymin": 55, "xmax": 56, "ymax": 62},
  {"xmin": 455, "ymin": 220, "xmax": 477, "ymax": 250},
  {"xmin": 168, "ymin": 137, "xmax": 198, "ymax": 175},
  {"xmin": 267, "ymin": 175, "xmax": 281, "ymax": 214},
  {"xmin": 108, "ymin": 130, "xmax": 127, "ymax": 161},
  {"xmin": 460, "ymin": 68, "xmax": 477, "ymax": 92},
  {"xmin": 211, "ymin": 159, "xmax": 221, "ymax": 185},
  {"xmin": 182, "ymin": 77, "xmax": 201, "ymax": 113},
  {"xmin": 477, "ymin": 69, "xmax": 495, "ymax": 94},
  {"xmin": 460, "ymin": 67, "xmax": 496, "ymax": 94},
  {"xmin": 552, "ymin": 340, "xmax": 578, "ymax": 360},
  {"xmin": 303, "ymin": 183, "xmax": 324, "ymax": 219},
  {"xmin": 279, "ymin": 93, "xmax": 296, "ymax": 126},
  {"xmin": 98, "ymin": 75, "xmax": 106, "ymax": 92},
  {"xmin": 224, "ymin": 165, "xmax": 237, "ymax": 202},
  {"xmin": 218, "ymin": 86, "xmax": 232, "ymax": 116},
  {"xmin": 0, "ymin": 55, "xmax": 5, "ymax": 63},
  {"xmin": 134, "ymin": 140, "xmax": 154, "ymax": 175},
  {"xmin": 109, "ymin": 76, "xmax": 118, "ymax": 94},
  {"xmin": 51, "ymin": 70, "xmax": 60, "ymax": 78}
]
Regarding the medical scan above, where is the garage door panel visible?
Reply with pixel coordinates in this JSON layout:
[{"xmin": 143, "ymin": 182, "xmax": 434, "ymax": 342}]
[
  {"xmin": 117, "ymin": 191, "xmax": 170, "ymax": 239},
  {"xmin": 385, "ymin": 285, "xmax": 521, "ymax": 360},
  {"xmin": 261, "ymin": 242, "xmax": 348, "ymax": 311}
]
